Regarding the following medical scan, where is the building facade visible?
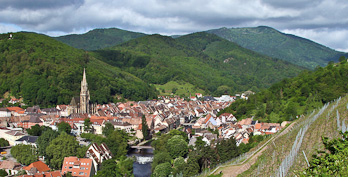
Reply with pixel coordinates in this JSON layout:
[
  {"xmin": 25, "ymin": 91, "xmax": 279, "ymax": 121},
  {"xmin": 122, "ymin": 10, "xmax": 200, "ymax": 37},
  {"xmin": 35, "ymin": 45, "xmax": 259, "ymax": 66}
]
[{"xmin": 69, "ymin": 69, "xmax": 96, "ymax": 115}]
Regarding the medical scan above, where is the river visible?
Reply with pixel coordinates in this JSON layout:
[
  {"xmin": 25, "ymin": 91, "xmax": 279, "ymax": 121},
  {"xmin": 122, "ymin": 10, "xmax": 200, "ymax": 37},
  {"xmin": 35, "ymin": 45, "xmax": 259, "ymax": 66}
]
[{"xmin": 127, "ymin": 141, "xmax": 153, "ymax": 177}]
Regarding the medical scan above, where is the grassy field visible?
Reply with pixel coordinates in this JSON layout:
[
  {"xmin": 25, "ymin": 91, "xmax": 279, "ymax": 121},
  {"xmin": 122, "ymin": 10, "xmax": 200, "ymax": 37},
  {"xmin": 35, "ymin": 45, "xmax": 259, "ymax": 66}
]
[{"xmin": 153, "ymin": 81, "xmax": 206, "ymax": 97}]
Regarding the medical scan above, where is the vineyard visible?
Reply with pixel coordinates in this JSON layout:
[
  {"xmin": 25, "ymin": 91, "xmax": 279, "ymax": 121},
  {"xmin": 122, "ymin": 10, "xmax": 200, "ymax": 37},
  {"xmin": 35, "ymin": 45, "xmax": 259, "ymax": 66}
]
[{"xmin": 236, "ymin": 94, "xmax": 348, "ymax": 177}]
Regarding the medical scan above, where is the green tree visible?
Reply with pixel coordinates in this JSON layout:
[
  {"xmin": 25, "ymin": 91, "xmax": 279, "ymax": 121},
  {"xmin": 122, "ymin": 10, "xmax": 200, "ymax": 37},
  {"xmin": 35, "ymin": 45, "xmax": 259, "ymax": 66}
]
[
  {"xmin": 105, "ymin": 130, "xmax": 129, "ymax": 158},
  {"xmin": 57, "ymin": 121, "xmax": 72, "ymax": 134},
  {"xmin": 102, "ymin": 122, "xmax": 115, "ymax": 137},
  {"xmin": 173, "ymin": 157, "xmax": 186, "ymax": 175},
  {"xmin": 10, "ymin": 144, "xmax": 38, "ymax": 165},
  {"xmin": 84, "ymin": 118, "xmax": 93, "ymax": 133},
  {"xmin": 183, "ymin": 156, "xmax": 200, "ymax": 177},
  {"xmin": 0, "ymin": 138, "xmax": 9, "ymax": 147},
  {"xmin": 45, "ymin": 132, "xmax": 80, "ymax": 169},
  {"xmin": 0, "ymin": 169, "xmax": 8, "ymax": 177},
  {"xmin": 166, "ymin": 135, "xmax": 188, "ymax": 159},
  {"xmin": 26, "ymin": 124, "xmax": 42, "ymax": 136},
  {"xmin": 36, "ymin": 128, "xmax": 59, "ymax": 159},
  {"xmin": 153, "ymin": 162, "xmax": 172, "ymax": 177},
  {"xmin": 152, "ymin": 152, "xmax": 172, "ymax": 171},
  {"xmin": 116, "ymin": 155, "xmax": 134, "ymax": 177},
  {"xmin": 141, "ymin": 115, "xmax": 149, "ymax": 140},
  {"xmin": 94, "ymin": 159, "xmax": 117, "ymax": 177}
]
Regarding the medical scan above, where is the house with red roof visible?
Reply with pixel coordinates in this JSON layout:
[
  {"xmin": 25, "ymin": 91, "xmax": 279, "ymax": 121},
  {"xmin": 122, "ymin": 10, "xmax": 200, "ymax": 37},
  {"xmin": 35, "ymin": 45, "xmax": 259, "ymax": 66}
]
[
  {"xmin": 18, "ymin": 170, "xmax": 62, "ymax": 177},
  {"xmin": 23, "ymin": 161, "xmax": 50, "ymax": 175},
  {"xmin": 61, "ymin": 156, "xmax": 95, "ymax": 177}
]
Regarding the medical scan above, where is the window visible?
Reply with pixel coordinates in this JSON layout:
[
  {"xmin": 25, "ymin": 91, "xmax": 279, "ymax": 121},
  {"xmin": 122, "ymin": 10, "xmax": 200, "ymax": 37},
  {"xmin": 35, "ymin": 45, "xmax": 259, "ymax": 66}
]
[
  {"xmin": 64, "ymin": 166, "xmax": 67, "ymax": 169},
  {"xmin": 79, "ymin": 172, "xmax": 84, "ymax": 175},
  {"xmin": 69, "ymin": 166, "xmax": 72, "ymax": 169},
  {"xmin": 81, "ymin": 167, "xmax": 85, "ymax": 170},
  {"xmin": 87, "ymin": 163, "xmax": 89, "ymax": 165}
]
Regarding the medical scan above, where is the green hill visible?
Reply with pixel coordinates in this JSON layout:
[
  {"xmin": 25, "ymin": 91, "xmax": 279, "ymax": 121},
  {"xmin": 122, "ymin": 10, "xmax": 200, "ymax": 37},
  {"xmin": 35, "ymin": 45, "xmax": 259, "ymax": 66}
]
[
  {"xmin": 0, "ymin": 32, "xmax": 157, "ymax": 107},
  {"xmin": 220, "ymin": 58, "xmax": 348, "ymax": 123},
  {"xmin": 207, "ymin": 26, "xmax": 348, "ymax": 69},
  {"xmin": 92, "ymin": 33, "xmax": 306, "ymax": 96},
  {"xmin": 54, "ymin": 28, "xmax": 146, "ymax": 51}
]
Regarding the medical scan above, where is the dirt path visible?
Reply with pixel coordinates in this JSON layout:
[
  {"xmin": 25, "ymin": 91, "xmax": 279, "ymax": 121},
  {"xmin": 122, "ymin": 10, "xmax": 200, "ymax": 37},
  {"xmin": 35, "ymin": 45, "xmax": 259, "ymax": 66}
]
[{"xmin": 212, "ymin": 122, "xmax": 297, "ymax": 177}]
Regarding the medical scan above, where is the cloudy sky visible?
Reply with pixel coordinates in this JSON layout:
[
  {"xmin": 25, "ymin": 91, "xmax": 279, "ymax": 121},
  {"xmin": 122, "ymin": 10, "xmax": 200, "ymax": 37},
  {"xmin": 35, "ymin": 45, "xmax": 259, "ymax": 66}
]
[{"xmin": 0, "ymin": 0, "xmax": 348, "ymax": 52}]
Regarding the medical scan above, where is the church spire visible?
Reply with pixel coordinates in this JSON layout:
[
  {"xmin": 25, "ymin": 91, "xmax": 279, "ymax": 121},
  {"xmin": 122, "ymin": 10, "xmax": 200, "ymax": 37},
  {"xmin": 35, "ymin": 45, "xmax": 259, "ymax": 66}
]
[{"xmin": 82, "ymin": 68, "xmax": 87, "ymax": 84}]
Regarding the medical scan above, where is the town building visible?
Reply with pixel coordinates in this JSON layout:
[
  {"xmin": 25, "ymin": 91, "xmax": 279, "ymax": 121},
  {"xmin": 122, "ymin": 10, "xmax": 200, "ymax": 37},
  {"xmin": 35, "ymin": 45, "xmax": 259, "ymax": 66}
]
[
  {"xmin": 61, "ymin": 156, "xmax": 95, "ymax": 177},
  {"xmin": 86, "ymin": 143, "xmax": 112, "ymax": 172}
]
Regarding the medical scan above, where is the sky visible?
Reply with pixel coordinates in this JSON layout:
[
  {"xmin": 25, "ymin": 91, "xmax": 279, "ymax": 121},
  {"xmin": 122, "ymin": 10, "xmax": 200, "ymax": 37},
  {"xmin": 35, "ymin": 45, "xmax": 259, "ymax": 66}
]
[{"xmin": 0, "ymin": 0, "xmax": 348, "ymax": 52}]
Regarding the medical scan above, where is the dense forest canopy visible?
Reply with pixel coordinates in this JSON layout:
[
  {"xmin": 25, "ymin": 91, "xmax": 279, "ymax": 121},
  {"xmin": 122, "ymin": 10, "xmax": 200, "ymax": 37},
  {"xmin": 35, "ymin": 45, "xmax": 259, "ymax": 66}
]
[
  {"xmin": 207, "ymin": 26, "xmax": 348, "ymax": 70},
  {"xmin": 219, "ymin": 58, "xmax": 348, "ymax": 123},
  {"xmin": 0, "ymin": 32, "xmax": 157, "ymax": 107},
  {"xmin": 92, "ymin": 33, "xmax": 305, "ymax": 96}
]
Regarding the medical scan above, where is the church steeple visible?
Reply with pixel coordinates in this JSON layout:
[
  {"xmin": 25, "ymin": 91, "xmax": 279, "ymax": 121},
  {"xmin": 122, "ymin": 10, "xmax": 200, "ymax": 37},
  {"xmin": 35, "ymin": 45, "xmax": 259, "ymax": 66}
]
[{"xmin": 80, "ymin": 68, "xmax": 90, "ymax": 114}]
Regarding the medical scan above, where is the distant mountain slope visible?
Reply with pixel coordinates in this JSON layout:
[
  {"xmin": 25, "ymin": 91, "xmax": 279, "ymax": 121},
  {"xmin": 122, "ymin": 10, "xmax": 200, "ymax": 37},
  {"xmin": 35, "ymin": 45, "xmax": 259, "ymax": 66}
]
[
  {"xmin": 54, "ymin": 28, "xmax": 146, "ymax": 51},
  {"xmin": 220, "ymin": 58, "xmax": 348, "ymax": 123},
  {"xmin": 92, "ymin": 33, "xmax": 305, "ymax": 96},
  {"xmin": 207, "ymin": 26, "xmax": 348, "ymax": 69},
  {"xmin": 0, "ymin": 32, "xmax": 157, "ymax": 107}
]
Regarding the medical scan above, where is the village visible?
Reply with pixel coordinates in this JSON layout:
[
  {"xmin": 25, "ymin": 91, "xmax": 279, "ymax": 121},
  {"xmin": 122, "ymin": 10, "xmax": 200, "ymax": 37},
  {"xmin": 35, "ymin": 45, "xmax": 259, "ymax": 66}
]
[{"xmin": 0, "ymin": 70, "xmax": 289, "ymax": 177}]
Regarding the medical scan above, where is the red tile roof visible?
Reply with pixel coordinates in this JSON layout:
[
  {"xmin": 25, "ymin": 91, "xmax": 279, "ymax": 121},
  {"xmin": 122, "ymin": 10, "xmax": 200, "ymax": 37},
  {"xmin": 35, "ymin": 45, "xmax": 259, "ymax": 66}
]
[{"xmin": 23, "ymin": 161, "xmax": 50, "ymax": 173}]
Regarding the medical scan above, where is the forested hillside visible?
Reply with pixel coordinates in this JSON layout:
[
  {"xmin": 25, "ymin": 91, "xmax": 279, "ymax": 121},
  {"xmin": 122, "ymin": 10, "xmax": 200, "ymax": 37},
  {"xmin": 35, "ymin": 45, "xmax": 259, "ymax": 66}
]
[
  {"xmin": 92, "ymin": 33, "xmax": 305, "ymax": 96},
  {"xmin": 0, "ymin": 32, "xmax": 157, "ymax": 107},
  {"xmin": 54, "ymin": 28, "xmax": 146, "ymax": 51},
  {"xmin": 207, "ymin": 26, "xmax": 348, "ymax": 69},
  {"xmin": 219, "ymin": 58, "xmax": 348, "ymax": 123}
]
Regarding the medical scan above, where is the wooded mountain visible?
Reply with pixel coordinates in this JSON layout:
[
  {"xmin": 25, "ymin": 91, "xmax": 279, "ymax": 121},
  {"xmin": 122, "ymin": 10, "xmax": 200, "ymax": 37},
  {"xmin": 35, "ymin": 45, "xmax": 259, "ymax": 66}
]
[
  {"xmin": 207, "ymin": 26, "xmax": 348, "ymax": 69},
  {"xmin": 0, "ymin": 32, "xmax": 157, "ymax": 107},
  {"xmin": 54, "ymin": 28, "xmax": 146, "ymax": 51},
  {"xmin": 92, "ymin": 32, "xmax": 306, "ymax": 96},
  {"xmin": 219, "ymin": 58, "xmax": 348, "ymax": 123}
]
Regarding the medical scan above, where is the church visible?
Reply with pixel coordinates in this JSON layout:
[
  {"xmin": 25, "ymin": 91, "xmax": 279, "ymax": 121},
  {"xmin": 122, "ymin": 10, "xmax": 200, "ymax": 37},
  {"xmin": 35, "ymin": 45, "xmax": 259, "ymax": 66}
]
[{"xmin": 68, "ymin": 68, "xmax": 97, "ymax": 115}]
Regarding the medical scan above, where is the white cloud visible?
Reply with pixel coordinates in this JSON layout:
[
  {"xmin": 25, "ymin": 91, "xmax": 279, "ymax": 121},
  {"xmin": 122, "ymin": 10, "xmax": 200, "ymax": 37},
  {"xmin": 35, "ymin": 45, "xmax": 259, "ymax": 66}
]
[
  {"xmin": 0, "ymin": 0, "xmax": 348, "ymax": 51},
  {"xmin": 282, "ymin": 28, "xmax": 348, "ymax": 52}
]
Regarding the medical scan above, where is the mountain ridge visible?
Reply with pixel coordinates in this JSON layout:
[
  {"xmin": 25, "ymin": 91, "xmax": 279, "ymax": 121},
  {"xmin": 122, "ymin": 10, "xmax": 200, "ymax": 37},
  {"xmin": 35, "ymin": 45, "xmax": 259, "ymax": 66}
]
[{"xmin": 207, "ymin": 26, "xmax": 347, "ymax": 69}]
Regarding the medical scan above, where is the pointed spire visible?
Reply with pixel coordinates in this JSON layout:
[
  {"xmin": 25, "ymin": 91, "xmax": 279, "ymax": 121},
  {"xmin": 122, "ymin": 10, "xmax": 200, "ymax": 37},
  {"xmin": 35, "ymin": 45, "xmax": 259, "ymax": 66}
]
[{"xmin": 83, "ymin": 68, "xmax": 87, "ymax": 83}]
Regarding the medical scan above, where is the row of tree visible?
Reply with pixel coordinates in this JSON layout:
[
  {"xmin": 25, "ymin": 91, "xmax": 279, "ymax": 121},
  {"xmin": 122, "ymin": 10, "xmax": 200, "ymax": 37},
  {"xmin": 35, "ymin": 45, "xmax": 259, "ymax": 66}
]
[
  {"xmin": 11, "ymin": 123, "xmax": 88, "ymax": 168},
  {"xmin": 150, "ymin": 129, "xmax": 267, "ymax": 177}
]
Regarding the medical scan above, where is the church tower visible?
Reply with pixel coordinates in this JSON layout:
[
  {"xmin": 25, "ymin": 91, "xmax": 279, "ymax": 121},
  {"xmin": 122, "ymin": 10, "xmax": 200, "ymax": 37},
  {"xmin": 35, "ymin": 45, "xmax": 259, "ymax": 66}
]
[{"xmin": 80, "ymin": 68, "xmax": 90, "ymax": 114}]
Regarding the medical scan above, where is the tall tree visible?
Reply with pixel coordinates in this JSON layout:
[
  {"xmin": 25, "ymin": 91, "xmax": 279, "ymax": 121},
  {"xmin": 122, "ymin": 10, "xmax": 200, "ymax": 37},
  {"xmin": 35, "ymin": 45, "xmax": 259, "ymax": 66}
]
[
  {"xmin": 57, "ymin": 121, "xmax": 72, "ymax": 134},
  {"xmin": 26, "ymin": 124, "xmax": 42, "ymax": 136},
  {"xmin": 10, "ymin": 144, "xmax": 38, "ymax": 165},
  {"xmin": 36, "ymin": 128, "xmax": 59, "ymax": 160},
  {"xmin": 102, "ymin": 122, "xmax": 114, "ymax": 137},
  {"xmin": 83, "ymin": 118, "xmax": 93, "ymax": 133},
  {"xmin": 94, "ymin": 159, "xmax": 118, "ymax": 177},
  {"xmin": 166, "ymin": 135, "xmax": 188, "ymax": 159},
  {"xmin": 141, "ymin": 115, "xmax": 148, "ymax": 140},
  {"xmin": 116, "ymin": 155, "xmax": 134, "ymax": 177},
  {"xmin": 105, "ymin": 130, "xmax": 129, "ymax": 158},
  {"xmin": 45, "ymin": 132, "xmax": 80, "ymax": 169}
]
